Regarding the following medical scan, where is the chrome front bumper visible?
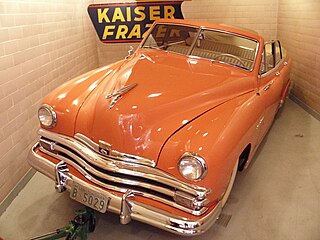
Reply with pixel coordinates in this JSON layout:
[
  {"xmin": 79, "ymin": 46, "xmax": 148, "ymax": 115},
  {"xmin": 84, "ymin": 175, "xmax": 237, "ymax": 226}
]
[{"xmin": 28, "ymin": 143, "xmax": 222, "ymax": 236}]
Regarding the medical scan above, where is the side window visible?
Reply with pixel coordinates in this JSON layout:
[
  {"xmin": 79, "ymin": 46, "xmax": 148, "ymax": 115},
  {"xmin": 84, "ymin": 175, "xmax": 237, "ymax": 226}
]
[
  {"xmin": 259, "ymin": 40, "xmax": 282, "ymax": 74},
  {"xmin": 274, "ymin": 40, "xmax": 282, "ymax": 65},
  {"xmin": 260, "ymin": 43, "xmax": 274, "ymax": 74},
  {"xmin": 265, "ymin": 43, "xmax": 274, "ymax": 71}
]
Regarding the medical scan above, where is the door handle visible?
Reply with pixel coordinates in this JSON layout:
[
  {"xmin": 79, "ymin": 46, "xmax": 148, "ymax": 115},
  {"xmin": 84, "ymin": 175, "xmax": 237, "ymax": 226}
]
[
  {"xmin": 275, "ymin": 72, "xmax": 280, "ymax": 76},
  {"xmin": 263, "ymin": 80, "xmax": 274, "ymax": 91}
]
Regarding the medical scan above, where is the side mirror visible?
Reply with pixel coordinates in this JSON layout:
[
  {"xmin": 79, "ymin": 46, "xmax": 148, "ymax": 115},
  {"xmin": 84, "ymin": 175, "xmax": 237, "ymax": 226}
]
[{"xmin": 126, "ymin": 46, "xmax": 134, "ymax": 59}]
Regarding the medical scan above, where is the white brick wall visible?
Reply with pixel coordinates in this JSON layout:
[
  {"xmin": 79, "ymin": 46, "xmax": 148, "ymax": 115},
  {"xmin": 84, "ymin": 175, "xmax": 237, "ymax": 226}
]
[
  {"xmin": 0, "ymin": 0, "xmax": 98, "ymax": 202},
  {"xmin": 182, "ymin": 0, "xmax": 278, "ymax": 40},
  {"xmin": 278, "ymin": 0, "xmax": 320, "ymax": 113}
]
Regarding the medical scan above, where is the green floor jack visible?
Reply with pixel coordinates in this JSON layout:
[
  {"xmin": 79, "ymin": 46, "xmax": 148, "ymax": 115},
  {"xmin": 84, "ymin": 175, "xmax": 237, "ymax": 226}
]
[{"xmin": 30, "ymin": 207, "xmax": 96, "ymax": 240}]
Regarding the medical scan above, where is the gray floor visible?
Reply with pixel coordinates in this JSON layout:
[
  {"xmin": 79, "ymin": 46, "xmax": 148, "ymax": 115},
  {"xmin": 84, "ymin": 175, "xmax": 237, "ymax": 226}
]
[{"xmin": 0, "ymin": 99, "xmax": 320, "ymax": 240}]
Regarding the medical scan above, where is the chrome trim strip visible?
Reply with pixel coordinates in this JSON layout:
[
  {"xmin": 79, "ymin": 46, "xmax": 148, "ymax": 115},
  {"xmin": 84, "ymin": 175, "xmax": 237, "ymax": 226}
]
[
  {"xmin": 28, "ymin": 145, "xmax": 222, "ymax": 236},
  {"xmin": 74, "ymin": 133, "xmax": 156, "ymax": 167},
  {"xmin": 38, "ymin": 129, "xmax": 209, "ymax": 200},
  {"xmin": 108, "ymin": 150, "xmax": 157, "ymax": 167},
  {"xmin": 74, "ymin": 133, "xmax": 100, "ymax": 152}
]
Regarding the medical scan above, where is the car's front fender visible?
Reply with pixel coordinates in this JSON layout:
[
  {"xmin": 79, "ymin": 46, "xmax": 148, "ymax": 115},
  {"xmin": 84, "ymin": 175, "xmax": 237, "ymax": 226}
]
[{"xmin": 157, "ymin": 90, "xmax": 265, "ymax": 202}]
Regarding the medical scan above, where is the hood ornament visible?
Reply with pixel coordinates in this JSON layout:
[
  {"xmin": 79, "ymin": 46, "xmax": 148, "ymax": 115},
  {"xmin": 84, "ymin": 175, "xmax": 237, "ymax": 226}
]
[{"xmin": 106, "ymin": 83, "xmax": 138, "ymax": 109}]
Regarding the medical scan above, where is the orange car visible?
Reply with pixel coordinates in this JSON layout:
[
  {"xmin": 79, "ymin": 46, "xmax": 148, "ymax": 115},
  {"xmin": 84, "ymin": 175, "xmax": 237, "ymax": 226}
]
[{"xmin": 28, "ymin": 19, "xmax": 291, "ymax": 235}]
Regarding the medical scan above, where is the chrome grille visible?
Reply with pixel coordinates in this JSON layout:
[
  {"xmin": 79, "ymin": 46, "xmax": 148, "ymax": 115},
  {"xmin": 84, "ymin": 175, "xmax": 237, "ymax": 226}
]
[{"xmin": 38, "ymin": 129, "xmax": 210, "ymax": 215}]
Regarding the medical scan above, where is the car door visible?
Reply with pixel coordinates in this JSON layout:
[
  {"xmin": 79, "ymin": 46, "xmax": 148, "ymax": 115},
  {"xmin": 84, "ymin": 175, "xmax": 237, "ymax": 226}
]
[{"xmin": 256, "ymin": 41, "xmax": 285, "ymax": 142}]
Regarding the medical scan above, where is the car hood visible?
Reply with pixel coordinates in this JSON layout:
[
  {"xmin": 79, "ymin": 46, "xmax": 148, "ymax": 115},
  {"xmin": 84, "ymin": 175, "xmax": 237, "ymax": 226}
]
[{"xmin": 72, "ymin": 50, "xmax": 255, "ymax": 163}]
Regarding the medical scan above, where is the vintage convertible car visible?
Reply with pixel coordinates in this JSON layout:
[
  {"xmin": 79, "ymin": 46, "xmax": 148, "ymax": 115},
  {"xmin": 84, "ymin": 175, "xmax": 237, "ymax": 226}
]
[{"xmin": 28, "ymin": 19, "xmax": 291, "ymax": 235}]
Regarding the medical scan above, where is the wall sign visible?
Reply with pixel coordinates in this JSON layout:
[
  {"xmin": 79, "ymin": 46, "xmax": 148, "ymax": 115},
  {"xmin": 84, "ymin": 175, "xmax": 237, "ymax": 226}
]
[{"xmin": 87, "ymin": 1, "xmax": 185, "ymax": 43}]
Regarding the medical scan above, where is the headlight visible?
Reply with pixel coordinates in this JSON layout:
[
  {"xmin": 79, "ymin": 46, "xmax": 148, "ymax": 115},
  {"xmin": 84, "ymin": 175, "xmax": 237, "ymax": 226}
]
[
  {"xmin": 38, "ymin": 104, "xmax": 56, "ymax": 128},
  {"xmin": 178, "ymin": 152, "xmax": 207, "ymax": 181}
]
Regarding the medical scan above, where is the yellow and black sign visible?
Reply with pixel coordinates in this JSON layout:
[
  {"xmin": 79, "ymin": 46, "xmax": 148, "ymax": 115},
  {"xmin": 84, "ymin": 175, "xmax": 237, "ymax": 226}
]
[{"xmin": 87, "ymin": 1, "xmax": 185, "ymax": 43}]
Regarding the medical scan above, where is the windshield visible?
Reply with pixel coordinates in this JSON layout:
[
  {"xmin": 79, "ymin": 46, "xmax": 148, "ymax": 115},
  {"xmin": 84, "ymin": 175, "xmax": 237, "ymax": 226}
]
[
  {"xmin": 142, "ymin": 24, "xmax": 198, "ymax": 54},
  {"xmin": 142, "ymin": 24, "xmax": 258, "ymax": 71}
]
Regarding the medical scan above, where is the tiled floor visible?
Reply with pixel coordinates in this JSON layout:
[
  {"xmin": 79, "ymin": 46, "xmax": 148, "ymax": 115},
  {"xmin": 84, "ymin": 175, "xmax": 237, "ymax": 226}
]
[{"xmin": 0, "ymin": 99, "xmax": 320, "ymax": 240}]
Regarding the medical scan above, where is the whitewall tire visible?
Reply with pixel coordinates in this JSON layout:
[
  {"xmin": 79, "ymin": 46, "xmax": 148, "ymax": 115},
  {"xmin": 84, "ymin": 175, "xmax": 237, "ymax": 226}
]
[{"xmin": 221, "ymin": 160, "xmax": 238, "ymax": 207}]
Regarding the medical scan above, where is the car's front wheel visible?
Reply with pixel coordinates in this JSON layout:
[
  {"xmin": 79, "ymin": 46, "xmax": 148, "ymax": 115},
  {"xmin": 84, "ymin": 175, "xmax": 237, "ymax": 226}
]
[{"xmin": 221, "ymin": 160, "xmax": 238, "ymax": 207}]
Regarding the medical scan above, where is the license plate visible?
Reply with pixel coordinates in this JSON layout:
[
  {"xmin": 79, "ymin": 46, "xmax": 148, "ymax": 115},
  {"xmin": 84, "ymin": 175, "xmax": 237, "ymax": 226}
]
[{"xmin": 70, "ymin": 183, "xmax": 109, "ymax": 213}]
